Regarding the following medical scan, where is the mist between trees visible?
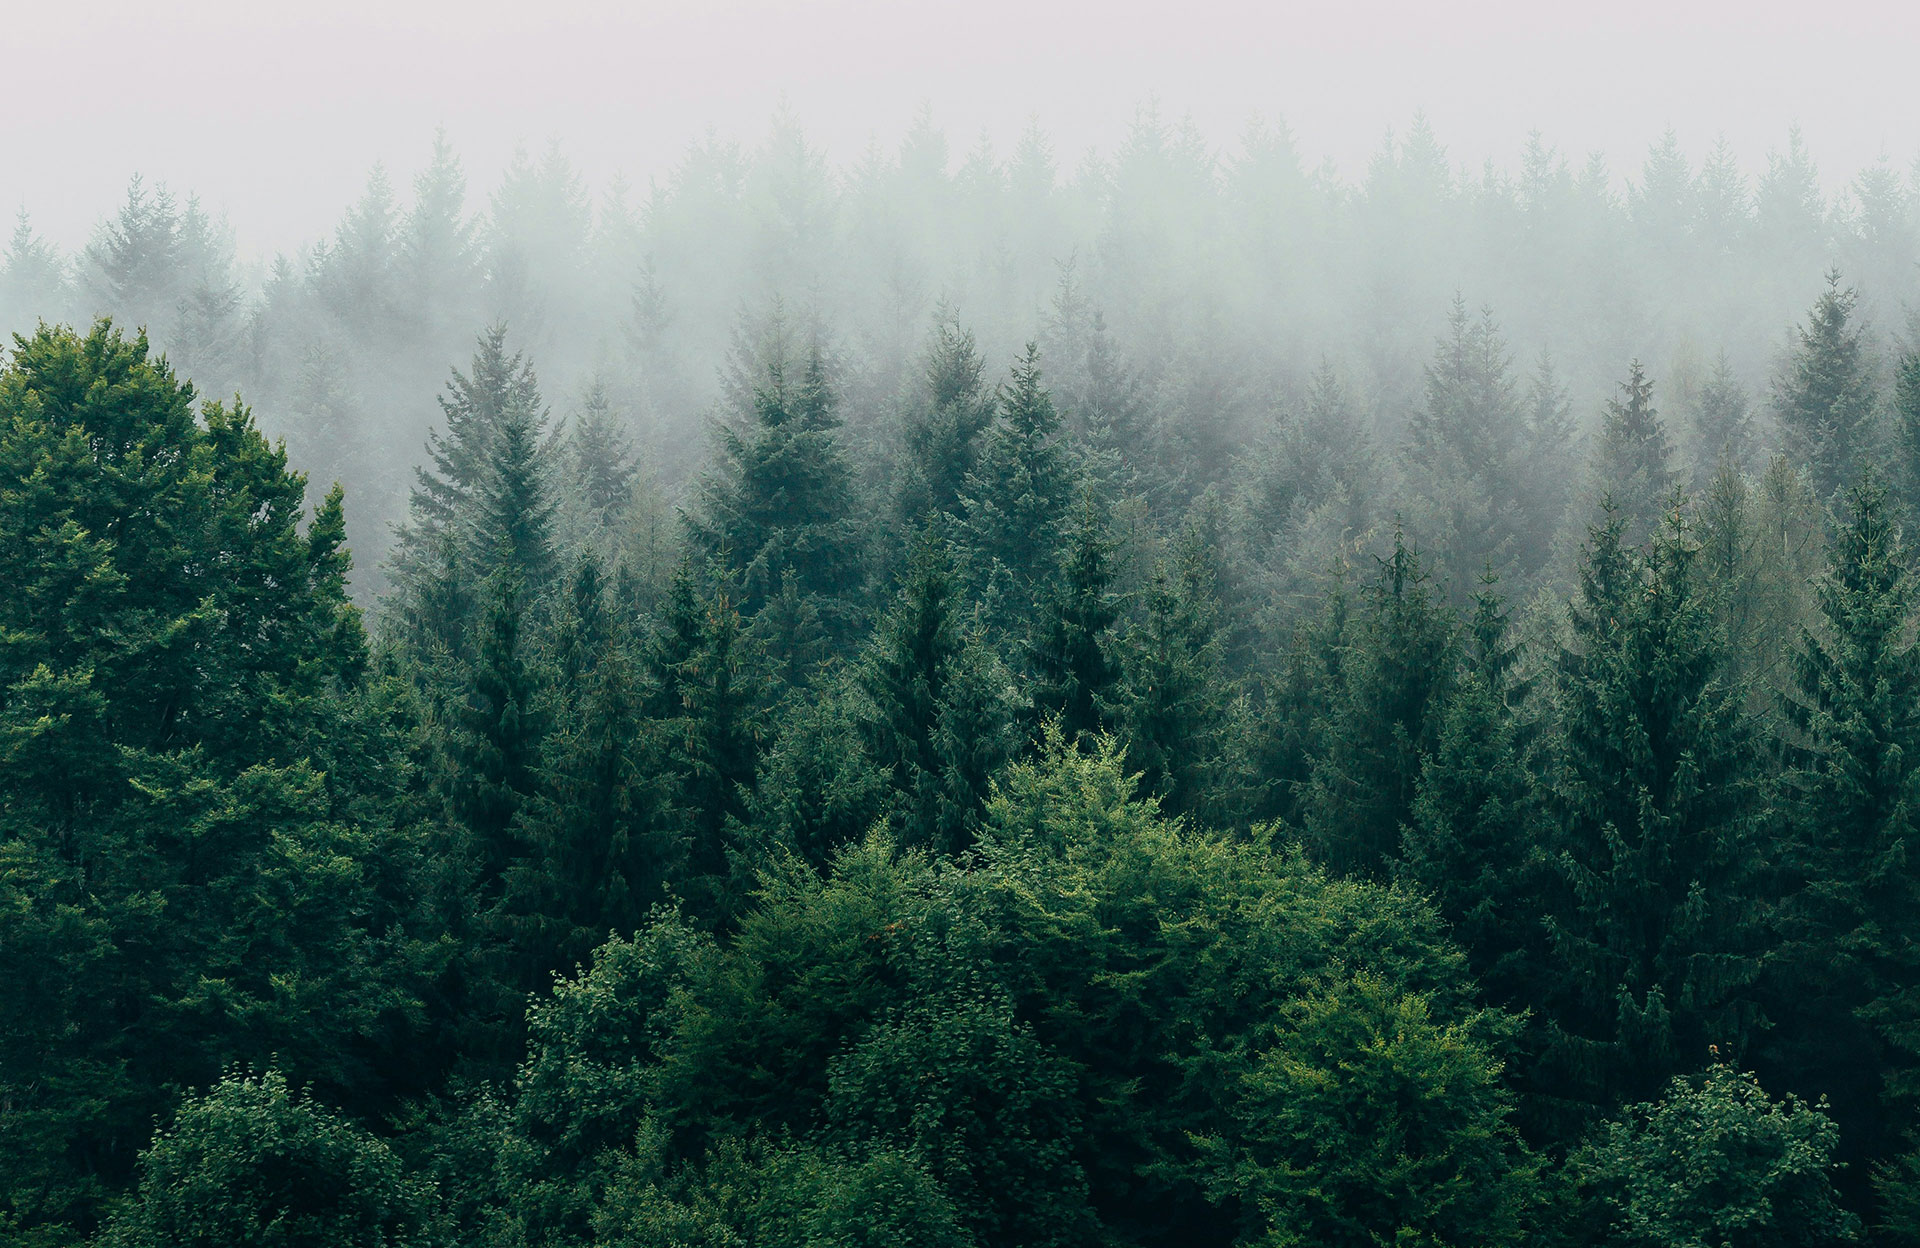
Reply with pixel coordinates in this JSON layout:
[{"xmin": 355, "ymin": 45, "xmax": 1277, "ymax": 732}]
[{"xmin": 7, "ymin": 105, "xmax": 1920, "ymax": 1247}]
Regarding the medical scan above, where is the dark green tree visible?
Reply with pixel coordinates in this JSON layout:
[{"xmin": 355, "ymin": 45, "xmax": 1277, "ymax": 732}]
[
  {"xmin": 1027, "ymin": 497, "xmax": 1123, "ymax": 744},
  {"xmin": 1122, "ymin": 524, "xmax": 1239, "ymax": 823},
  {"xmin": 688, "ymin": 342, "xmax": 865, "ymax": 642},
  {"xmin": 1576, "ymin": 1064, "xmax": 1858, "ymax": 1248},
  {"xmin": 1545, "ymin": 503, "xmax": 1763, "ymax": 1119},
  {"xmin": 0, "ymin": 323, "xmax": 422, "ymax": 1234},
  {"xmin": 960, "ymin": 344, "xmax": 1078, "ymax": 631},
  {"xmin": 1770, "ymin": 478, "xmax": 1920, "ymax": 1175},
  {"xmin": 100, "ymin": 1071, "xmax": 433, "ymax": 1248},
  {"xmin": 1299, "ymin": 529, "xmax": 1457, "ymax": 880},
  {"xmin": 897, "ymin": 315, "xmax": 996, "ymax": 526},
  {"xmin": 1399, "ymin": 571, "xmax": 1549, "ymax": 1008}
]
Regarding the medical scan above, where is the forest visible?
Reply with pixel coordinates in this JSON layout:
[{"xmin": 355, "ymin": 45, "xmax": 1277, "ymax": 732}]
[{"xmin": 4, "ymin": 109, "xmax": 1920, "ymax": 1246}]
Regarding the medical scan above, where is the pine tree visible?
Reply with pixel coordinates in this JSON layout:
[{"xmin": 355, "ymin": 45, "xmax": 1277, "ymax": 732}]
[
  {"xmin": 898, "ymin": 316, "xmax": 995, "ymax": 526},
  {"xmin": 1517, "ymin": 349, "xmax": 1581, "ymax": 572},
  {"xmin": 1771, "ymin": 478, "xmax": 1920, "ymax": 1172},
  {"xmin": 1588, "ymin": 360, "xmax": 1678, "ymax": 543},
  {"xmin": 1400, "ymin": 571, "xmax": 1548, "ymax": 1008},
  {"xmin": 1895, "ymin": 349, "xmax": 1920, "ymax": 515},
  {"xmin": 688, "ymin": 341, "xmax": 865, "ymax": 641},
  {"xmin": 676, "ymin": 585, "xmax": 766, "ymax": 922},
  {"xmin": 569, "ymin": 378, "xmax": 640, "ymax": 529},
  {"xmin": 1027, "ymin": 497, "xmax": 1122, "ymax": 744},
  {"xmin": 85, "ymin": 175, "xmax": 180, "ymax": 330},
  {"xmin": 1123, "ymin": 524, "xmax": 1237, "ymax": 822},
  {"xmin": 1775, "ymin": 271, "xmax": 1878, "ymax": 499},
  {"xmin": 1406, "ymin": 301, "xmax": 1529, "ymax": 587},
  {"xmin": 391, "ymin": 325, "xmax": 555, "ymax": 637},
  {"xmin": 861, "ymin": 529, "xmax": 965, "ymax": 848},
  {"xmin": 960, "ymin": 344, "xmax": 1078, "ymax": 632},
  {"xmin": 1299, "ymin": 529, "xmax": 1457, "ymax": 879},
  {"xmin": 1545, "ymin": 503, "xmax": 1762, "ymax": 1119},
  {"xmin": 1689, "ymin": 351, "xmax": 1755, "ymax": 481}
]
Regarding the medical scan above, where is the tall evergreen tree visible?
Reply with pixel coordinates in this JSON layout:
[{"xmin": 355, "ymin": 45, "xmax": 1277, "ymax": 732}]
[
  {"xmin": 688, "ymin": 341, "xmax": 865, "ymax": 641},
  {"xmin": 1545, "ymin": 503, "xmax": 1763, "ymax": 1121},
  {"xmin": 1123, "ymin": 523, "xmax": 1239, "ymax": 823},
  {"xmin": 1299, "ymin": 529, "xmax": 1457, "ymax": 879},
  {"xmin": 1027, "ymin": 496, "xmax": 1123, "ymax": 744},
  {"xmin": 898, "ymin": 316, "xmax": 996, "ymax": 526},
  {"xmin": 391, "ymin": 325, "xmax": 555, "ymax": 640},
  {"xmin": 1588, "ymin": 360, "xmax": 1677, "ymax": 543},
  {"xmin": 1406, "ymin": 300, "xmax": 1530, "ymax": 588},
  {"xmin": 1775, "ymin": 272, "xmax": 1878, "ymax": 499},
  {"xmin": 1895, "ymin": 348, "xmax": 1920, "ymax": 515},
  {"xmin": 1770, "ymin": 478, "xmax": 1920, "ymax": 1175},
  {"xmin": 1400, "ymin": 571, "xmax": 1548, "ymax": 1009},
  {"xmin": 960, "ymin": 344, "xmax": 1078, "ymax": 632}
]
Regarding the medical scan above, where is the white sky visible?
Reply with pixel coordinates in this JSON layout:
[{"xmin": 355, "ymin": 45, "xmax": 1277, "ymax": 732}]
[{"xmin": 2, "ymin": 0, "xmax": 1914, "ymax": 259}]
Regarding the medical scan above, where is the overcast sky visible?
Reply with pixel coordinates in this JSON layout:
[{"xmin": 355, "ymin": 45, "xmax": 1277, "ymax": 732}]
[{"xmin": 3, "ymin": 0, "xmax": 1913, "ymax": 260}]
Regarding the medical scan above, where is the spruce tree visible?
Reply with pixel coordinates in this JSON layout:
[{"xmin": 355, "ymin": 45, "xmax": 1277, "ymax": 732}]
[
  {"xmin": 898, "ymin": 317, "xmax": 995, "ymax": 526},
  {"xmin": 1400, "ymin": 572, "xmax": 1548, "ymax": 1008},
  {"xmin": 960, "ymin": 344, "xmax": 1078, "ymax": 632},
  {"xmin": 392, "ymin": 325, "xmax": 556, "ymax": 627},
  {"xmin": 1896, "ymin": 348, "xmax": 1920, "ymax": 514},
  {"xmin": 1545, "ymin": 503, "xmax": 1762, "ymax": 1119},
  {"xmin": 1689, "ymin": 351, "xmax": 1755, "ymax": 481},
  {"xmin": 1587, "ymin": 360, "xmax": 1678, "ymax": 544},
  {"xmin": 1027, "ymin": 496, "xmax": 1123, "ymax": 744},
  {"xmin": 1771, "ymin": 478, "xmax": 1920, "ymax": 1172},
  {"xmin": 1299, "ymin": 530, "xmax": 1456, "ymax": 880},
  {"xmin": 1123, "ymin": 524, "xmax": 1238, "ymax": 823},
  {"xmin": 688, "ymin": 343, "xmax": 864, "ymax": 642},
  {"xmin": 1775, "ymin": 271, "xmax": 1878, "ymax": 499},
  {"xmin": 1407, "ymin": 301, "xmax": 1529, "ymax": 588},
  {"xmin": 861, "ymin": 529, "xmax": 964, "ymax": 848}
]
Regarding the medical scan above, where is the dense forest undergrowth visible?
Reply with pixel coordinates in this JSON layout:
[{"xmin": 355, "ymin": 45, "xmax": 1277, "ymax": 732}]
[{"xmin": 7, "ymin": 113, "xmax": 1920, "ymax": 1245}]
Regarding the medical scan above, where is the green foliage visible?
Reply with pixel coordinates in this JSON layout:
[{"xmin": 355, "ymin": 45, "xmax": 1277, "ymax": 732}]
[
  {"xmin": 1773, "ymin": 272, "xmax": 1878, "ymax": 499},
  {"xmin": 688, "ymin": 343, "xmax": 865, "ymax": 640},
  {"xmin": 1577, "ymin": 1065, "xmax": 1858, "ymax": 1248},
  {"xmin": 1027, "ymin": 497, "xmax": 1123, "ymax": 744},
  {"xmin": 1300, "ymin": 530, "xmax": 1457, "ymax": 879},
  {"xmin": 0, "ymin": 323, "xmax": 425, "ymax": 1232},
  {"xmin": 101, "ymin": 1071, "xmax": 434, "ymax": 1248},
  {"xmin": 1546, "ymin": 503, "xmax": 1763, "ymax": 1117},
  {"xmin": 1199, "ymin": 971, "xmax": 1533, "ymax": 1248},
  {"xmin": 1769, "ymin": 478, "xmax": 1920, "ymax": 1170},
  {"xmin": 960, "ymin": 344, "xmax": 1078, "ymax": 632}
]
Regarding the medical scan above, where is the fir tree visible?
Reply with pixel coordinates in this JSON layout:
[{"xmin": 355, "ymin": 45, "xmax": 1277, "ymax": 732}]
[
  {"xmin": 1775, "ymin": 271, "xmax": 1878, "ymax": 499},
  {"xmin": 1545, "ymin": 502, "xmax": 1762, "ymax": 1119},
  {"xmin": 898, "ymin": 316, "xmax": 995, "ymax": 526},
  {"xmin": 1406, "ymin": 300, "xmax": 1529, "ymax": 587},
  {"xmin": 1123, "ymin": 523, "xmax": 1237, "ymax": 822},
  {"xmin": 1400, "ymin": 571, "xmax": 1548, "ymax": 1008},
  {"xmin": 861, "ymin": 529, "xmax": 965, "ymax": 848},
  {"xmin": 1588, "ymin": 360, "xmax": 1677, "ymax": 543},
  {"xmin": 1771, "ymin": 478, "xmax": 1920, "ymax": 1172},
  {"xmin": 960, "ymin": 344, "xmax": 1078, "ymax": 632},
  {"xmin": 1689, "ymin": 351, "xmax": 1755, "ymax": 481},
  {"xmin": 688, "ymin": 341, "xmax": 865, "ymax": 641},
  {"xmin": 392, "ymin": 325, "xmax": 556, "ymax": 643},
  {"xmin": 1299, "ymin": 529, "xmax": 1457, "ymax": 879},
  {"xmin": 1027, "ymin": 496, "xmax": 1123, "ymax": 744},
  {"xmin": 1896, "ymin": 348, "xmax": 1920, "ymax": 515}
]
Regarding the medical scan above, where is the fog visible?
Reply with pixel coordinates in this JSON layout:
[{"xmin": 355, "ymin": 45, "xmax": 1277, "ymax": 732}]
[{"xmin": 3, "ymin": 0, "xmax": 1920, "ymax": 604}]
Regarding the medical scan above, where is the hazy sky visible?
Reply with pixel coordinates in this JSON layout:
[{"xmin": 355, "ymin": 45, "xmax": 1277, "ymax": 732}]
[{"xmin": 4, "ymin": 0, "xmax": 1914, "ymax": 260}]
